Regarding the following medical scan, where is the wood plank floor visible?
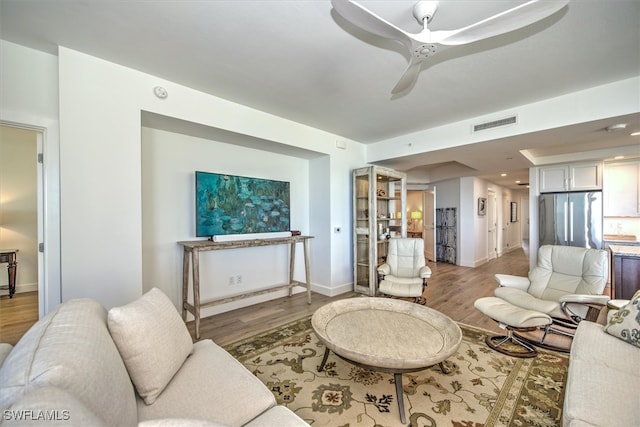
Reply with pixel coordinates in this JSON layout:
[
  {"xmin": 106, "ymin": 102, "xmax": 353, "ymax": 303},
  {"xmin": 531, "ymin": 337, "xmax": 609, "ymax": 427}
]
[
  {"xmin": 0, "ymin": 291, "xmax": 39, "ymax": 345},
  {"xmin": 192, "ymin": 246, "xmax": 531, "ymax": 345},
  {"xmin": 1, "ymin": 246, "xmax": 532, "ymax": 346}
]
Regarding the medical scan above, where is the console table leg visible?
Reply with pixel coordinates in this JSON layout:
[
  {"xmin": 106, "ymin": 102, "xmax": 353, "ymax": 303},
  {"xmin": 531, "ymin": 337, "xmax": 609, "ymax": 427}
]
[
  {"xmin": 8, "ymin": 262, "xmax": 17, "ymax": 298},
  {"xmin": 394, "ymin": 372, "xmax": 406, "ymax": 424},
  {"xmin": 192, "ymin": 249, "xmax": 201, "ymax": 340},
  {"xmin": 288, "ymin": 242, "xmax": 296, "ymax": 297},
  {"xmin": 181, "ymin": 248, "xmax": 189, "ymax": 321},
  {"xmin": 303, "ymin": 239, "xmax": 311, "ymax": 304}
]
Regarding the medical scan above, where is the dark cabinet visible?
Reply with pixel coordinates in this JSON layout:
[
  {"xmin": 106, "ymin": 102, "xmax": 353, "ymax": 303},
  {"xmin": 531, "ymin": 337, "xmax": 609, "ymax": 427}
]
[{"xmin": 610, "ymin": 245, "xmax": 640, "ymax": 300}]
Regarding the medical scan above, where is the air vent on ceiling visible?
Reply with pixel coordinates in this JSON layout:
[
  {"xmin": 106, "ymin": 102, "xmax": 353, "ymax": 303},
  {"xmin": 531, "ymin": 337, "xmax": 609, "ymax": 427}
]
[{"xmin": 473, "ymin": 115, "xmax": 518, "ymax": 133}]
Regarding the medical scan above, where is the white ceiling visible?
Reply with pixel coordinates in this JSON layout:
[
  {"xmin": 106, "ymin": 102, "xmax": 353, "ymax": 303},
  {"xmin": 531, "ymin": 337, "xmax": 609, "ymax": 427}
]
[{"xmin": 1, "ymin": 0, "xmax": 639, "ymax": 189}]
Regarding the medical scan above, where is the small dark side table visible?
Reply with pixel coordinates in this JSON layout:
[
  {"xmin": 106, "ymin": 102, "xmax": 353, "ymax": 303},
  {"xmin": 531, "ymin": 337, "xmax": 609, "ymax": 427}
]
[{"xmin": 0, "ymin": 249, "xmax": 18, "ymax": 298}]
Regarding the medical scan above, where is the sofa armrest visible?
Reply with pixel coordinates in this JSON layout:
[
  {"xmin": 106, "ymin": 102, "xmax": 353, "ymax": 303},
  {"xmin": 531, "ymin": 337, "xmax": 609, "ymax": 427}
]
[
  {"xmin": 494, "ymin": 274, "xmax": 530, "ymax": 290},
  {"xmin": 607, "ymin": 299, "xmax": 630, "ymax": 310},
  {"xmin": 377, "ymin": 263, "xmax": 390, "ymax": 276},
  {"xmin": 559, "ymin": 294, "xmax": 610, "ymax": 306}
]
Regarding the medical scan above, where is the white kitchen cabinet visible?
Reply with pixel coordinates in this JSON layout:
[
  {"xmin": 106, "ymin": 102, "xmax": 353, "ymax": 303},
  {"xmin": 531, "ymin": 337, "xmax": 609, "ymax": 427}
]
[
  {"xmin": 604, "ymin": 161, "xmax": 640, "ymax": 217},
  {"xmin": 539, "ymin": 161, "xmax": 603, "ymax": 193}
]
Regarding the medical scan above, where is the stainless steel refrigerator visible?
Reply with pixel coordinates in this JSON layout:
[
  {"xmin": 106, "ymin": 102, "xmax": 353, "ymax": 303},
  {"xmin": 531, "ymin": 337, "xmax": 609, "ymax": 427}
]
[{"xmin": 538, "ymin": 191, "xmax": 603, "ymax": 249}]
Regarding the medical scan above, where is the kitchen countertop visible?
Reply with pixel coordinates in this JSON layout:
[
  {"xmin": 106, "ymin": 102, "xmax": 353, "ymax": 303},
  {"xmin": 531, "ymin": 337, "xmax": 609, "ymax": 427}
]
[{"xmin": 609, "ymin": 245, "xmax": 640, "ymax": 257}]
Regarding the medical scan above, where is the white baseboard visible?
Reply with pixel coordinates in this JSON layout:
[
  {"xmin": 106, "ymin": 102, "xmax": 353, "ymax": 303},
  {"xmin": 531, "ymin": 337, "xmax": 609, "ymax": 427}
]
[
  {"xmin": 311, "ymin": 282, "xmax": 353, "ymax": 297},
  {"xmin": 473, "ymin": 257, "xmax": 489, "ymax": 267},
  {"xmin": 0, "ymin": 282, "xmax": 38, "ymax": 296}
]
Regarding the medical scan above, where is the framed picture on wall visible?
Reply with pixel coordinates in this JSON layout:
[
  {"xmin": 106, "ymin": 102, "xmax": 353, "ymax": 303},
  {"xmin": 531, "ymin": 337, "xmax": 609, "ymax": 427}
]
[
  {"xmin": 478, "ymin": 197, "xmax": 487, "ymax": 216},
  {"xmin": 511, "ymin": 202, "xmax": 518, "ymax": 222}
]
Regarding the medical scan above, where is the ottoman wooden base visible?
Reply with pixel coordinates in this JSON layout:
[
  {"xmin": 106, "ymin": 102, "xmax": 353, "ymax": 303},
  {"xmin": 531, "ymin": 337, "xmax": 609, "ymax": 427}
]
[{"xmin": 474, "ymin": 297, "xmax": 553, "ymax": 358}]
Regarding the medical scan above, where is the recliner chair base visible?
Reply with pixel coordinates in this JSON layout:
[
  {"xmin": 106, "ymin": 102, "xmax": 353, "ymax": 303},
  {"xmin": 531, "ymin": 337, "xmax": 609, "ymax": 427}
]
[
  {"xmin": 511, "ymin": 324, "xmax": 575, "ymax": 354},
  {"xmin": 485, "ymin": 329, "xmax": 538, "ymax": 358}
]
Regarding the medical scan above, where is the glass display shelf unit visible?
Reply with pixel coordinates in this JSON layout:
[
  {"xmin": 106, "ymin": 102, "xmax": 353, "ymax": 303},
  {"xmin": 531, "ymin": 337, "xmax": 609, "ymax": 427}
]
[{"xmin": 353, "ymin": 166, "xmax": 407, "ymax": 296}]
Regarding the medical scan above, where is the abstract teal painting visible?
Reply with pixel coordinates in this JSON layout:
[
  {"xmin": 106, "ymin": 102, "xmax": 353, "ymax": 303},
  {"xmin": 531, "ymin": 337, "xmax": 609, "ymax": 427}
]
[{"xmin": 195, "ymin": 171, "xmax": 290, "ymax": 237}]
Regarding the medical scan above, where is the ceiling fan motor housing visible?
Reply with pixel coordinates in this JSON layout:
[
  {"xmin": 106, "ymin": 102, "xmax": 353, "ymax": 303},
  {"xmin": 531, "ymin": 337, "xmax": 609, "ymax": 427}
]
[{"xmin": 413, "ymin": 1, "xmax": 439, "ymax": 23}]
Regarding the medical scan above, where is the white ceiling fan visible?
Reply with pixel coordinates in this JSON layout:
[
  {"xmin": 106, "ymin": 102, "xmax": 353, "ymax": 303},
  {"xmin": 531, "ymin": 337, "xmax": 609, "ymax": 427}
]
[{"xmin": 331, "ymin": 0, "xmax": 570, "ymax": 95}]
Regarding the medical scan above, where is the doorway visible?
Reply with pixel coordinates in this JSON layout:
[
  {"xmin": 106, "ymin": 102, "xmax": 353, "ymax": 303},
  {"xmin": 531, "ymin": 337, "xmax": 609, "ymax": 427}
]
[{"xmin": 0, "ymin": 125, "xmax": 42, "ymax": 341}]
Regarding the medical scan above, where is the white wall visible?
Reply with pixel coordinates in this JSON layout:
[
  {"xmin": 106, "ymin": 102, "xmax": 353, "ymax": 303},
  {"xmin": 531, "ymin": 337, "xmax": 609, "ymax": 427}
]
[
  {"xmin": 435, "ymin": 179, "xmax": 460, "ymax": 210},
  {"xmin": 142, "ymin": 127, "xmax": 314, "ymax": 316},
  {"xmin": 0, "ymin": 126, "xmax": 38, "ymax": 294},
  {"xmin": 58, "ymin": 47, "xmax": 364, "ymax": 310},
  {"xmin": 309, "ymin": 155, "xmax": 332, "ymax": 291},
  {"xmin": 458, "ymin": 177, "xmax": 492, "ymax": 267},
  {"xmin": 326, "ymin": 149, "xmax": 365, "ymax": 294},
  {"xmin": 0, "ymin": 40, "xmax": 61, "ymax": 315}
]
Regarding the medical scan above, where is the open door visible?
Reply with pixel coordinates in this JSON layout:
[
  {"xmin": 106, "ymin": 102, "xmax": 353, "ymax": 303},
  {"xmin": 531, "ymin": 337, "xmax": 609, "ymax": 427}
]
[
  {"xmin": 502, "ymin": 196, "xmax": 511, "ymax": 253},
  {"xmin": 422, "ymin": 189, "xmax": 436, "ymax": 262}
]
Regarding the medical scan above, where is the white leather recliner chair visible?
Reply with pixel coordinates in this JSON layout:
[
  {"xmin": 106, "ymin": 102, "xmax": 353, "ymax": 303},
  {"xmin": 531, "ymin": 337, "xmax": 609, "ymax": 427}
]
[
  {"xmin": 475, "ymin": 245, "xmax": 609, "ymax": 357},
  {"xmin": 377, "ymin": 238, "xmax": 431, "ymax": 304}
]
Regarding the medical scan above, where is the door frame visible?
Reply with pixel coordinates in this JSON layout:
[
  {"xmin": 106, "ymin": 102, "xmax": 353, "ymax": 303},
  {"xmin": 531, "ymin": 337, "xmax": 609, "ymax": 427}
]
[{"xmin": 422, "ymin": 188, "xmax": 436, "ymax": 262}]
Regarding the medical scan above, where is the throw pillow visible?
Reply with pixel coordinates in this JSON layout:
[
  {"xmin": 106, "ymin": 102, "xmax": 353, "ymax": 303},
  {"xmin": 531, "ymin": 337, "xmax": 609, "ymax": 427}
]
[
  {"xmin": 604, "ymin": 289, "xmax": 640, "ymax": 348},
  {"xmin": 107, "ymin": 288, "xmax": 194, "ymax": 404}
]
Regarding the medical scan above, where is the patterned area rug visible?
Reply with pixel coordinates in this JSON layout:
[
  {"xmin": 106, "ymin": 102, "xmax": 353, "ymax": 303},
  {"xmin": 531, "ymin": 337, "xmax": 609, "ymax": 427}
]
[{"xmin": 224, "ymin": 316, "xmax": 568, "ymax": 427}]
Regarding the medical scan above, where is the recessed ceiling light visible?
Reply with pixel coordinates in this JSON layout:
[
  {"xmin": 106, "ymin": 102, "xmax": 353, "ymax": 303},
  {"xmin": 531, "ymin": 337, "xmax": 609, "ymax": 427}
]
[
  {"xmin": 614, "ymin": 156, "xmax": 625, "ymax": 160},
  {"xmin": 631, "ymin": 131, "xmax": 640, "ymax": 136},
  {"xmin": 606, "ymin": 123, "xmax": 628, "ymax": 132},
  {"xmin": 501, "ymin": 173, "xmax": 507, "ymax": 177},
  {"xmin": 515, "ymin": 180, "xmax": 521, "ymax": 183}
]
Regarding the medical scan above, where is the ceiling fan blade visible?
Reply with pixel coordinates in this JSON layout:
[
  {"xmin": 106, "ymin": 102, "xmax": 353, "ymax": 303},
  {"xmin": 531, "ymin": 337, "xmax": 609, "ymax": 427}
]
[
  {"xmin": 391, "ymin": 60, "xmax": 423, "ymax": 95},
  {"xmin": 331, "ymin": 0, "xmax": 412, "ymax": 46},
  {"xmin": 432, "ymin": 0, "xmax": 569, "ymax": 46}
]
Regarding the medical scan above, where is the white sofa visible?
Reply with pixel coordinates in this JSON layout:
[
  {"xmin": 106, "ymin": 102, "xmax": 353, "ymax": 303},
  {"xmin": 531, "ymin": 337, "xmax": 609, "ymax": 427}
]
[
  {"xmin": 562, "ymin": 294, "xmax": 640, "ymax": 427},
  {"xmin": 0, "ymin": 289, "xmax": 309, "ymax": 427}
]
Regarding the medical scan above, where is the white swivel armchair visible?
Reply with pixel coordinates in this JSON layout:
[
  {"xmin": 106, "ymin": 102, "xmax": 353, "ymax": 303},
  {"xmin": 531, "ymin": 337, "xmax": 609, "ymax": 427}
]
[
  {"xmin": 377, "ymin": 238, "xmax": 431, "ymax": 304},
  {"xmin": 475, "ymin": 245, "xmax": 609, "ymax": 357}
]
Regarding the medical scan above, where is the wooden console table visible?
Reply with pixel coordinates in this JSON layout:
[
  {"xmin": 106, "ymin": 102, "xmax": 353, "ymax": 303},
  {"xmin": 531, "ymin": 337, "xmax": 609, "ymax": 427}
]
[
  {"xmin": 0, "ymin": 249, "xmax": 18, "ymax": 299},
  {"xmin": 178, "ymin": 235, "xmax": 313, "ymax": 339}
]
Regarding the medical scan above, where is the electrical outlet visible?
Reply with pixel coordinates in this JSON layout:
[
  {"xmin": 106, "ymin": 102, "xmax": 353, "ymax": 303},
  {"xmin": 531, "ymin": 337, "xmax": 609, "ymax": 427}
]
[
  {"xmin": 236, "ymin": 275, "xmax": 242, "ymax": 285},
  {"xmin": 228, "ymin": 276, "xmax": 235, "ymax": 286}
]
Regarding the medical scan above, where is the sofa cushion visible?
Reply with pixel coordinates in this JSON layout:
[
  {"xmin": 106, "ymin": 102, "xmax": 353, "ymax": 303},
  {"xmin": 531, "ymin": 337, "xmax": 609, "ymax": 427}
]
[
  {"xmin": 108, "ymin": 287, "xmax": 194, "ymax": 405},
  {"xmin": 603, "ymin": 289, "xmax": 640, "ymax": 347},
  {"xmin": 0, "ymin": 299, "xmax": 138, "ymax": 427},
  {"xmin": 1, "ymin": 386, "xmax": 107, "ymax": 427},
  {"xmin": 563, "ymin": 320, "xmax": 640, "ymax": 427},
  {"xmin": 137, "ymin": 339, "xmax": 276, "ymax": 427}
]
